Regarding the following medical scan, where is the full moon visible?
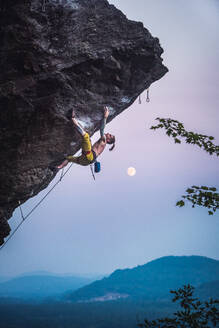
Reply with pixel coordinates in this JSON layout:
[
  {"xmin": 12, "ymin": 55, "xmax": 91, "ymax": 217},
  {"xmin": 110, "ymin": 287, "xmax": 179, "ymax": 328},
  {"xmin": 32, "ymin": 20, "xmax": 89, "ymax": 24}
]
[{"xmin": 127, "ymin": 167, "xmax": 136, "ymax": 177}]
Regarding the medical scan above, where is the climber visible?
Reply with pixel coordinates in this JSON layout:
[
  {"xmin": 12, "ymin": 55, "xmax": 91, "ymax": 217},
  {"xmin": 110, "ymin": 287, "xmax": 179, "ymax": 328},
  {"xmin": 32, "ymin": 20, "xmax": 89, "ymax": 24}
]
[{"xmin": 57, "ymin": 107, "xmax": 115, "ymax": 169}]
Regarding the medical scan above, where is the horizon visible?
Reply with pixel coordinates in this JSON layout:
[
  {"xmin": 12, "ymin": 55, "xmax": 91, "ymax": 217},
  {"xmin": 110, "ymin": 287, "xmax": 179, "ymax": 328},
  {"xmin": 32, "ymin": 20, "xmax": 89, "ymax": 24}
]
[{"xmin": 1, "ymin": 254, "xmax": 218, "ymax": 279}]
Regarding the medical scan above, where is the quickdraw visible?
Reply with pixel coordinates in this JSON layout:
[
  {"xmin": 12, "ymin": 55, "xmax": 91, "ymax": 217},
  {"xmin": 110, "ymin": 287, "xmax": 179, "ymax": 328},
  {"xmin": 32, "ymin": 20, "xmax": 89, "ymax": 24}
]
[
  {"xmin": 138, "ymin": 88, "xmax": 150, "ymax": 104},
  {"xmin": 146, "ymin": 88, "xmax": 150, "ymax": 102}
]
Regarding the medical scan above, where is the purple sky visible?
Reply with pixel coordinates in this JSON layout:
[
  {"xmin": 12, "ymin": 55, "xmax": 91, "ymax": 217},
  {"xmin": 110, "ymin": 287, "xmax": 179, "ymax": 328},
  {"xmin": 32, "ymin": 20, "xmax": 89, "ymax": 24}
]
[{"xmin": 0, "ymin": 0, "xmax": 218, "ymax": 277}]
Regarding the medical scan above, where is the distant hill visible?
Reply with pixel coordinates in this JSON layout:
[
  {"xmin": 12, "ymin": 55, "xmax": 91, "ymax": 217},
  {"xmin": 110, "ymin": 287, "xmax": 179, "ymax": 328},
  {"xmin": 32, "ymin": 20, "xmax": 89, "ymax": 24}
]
[
  {"xmin": 195, "ymin": 280, "xmax": 219, "ymax": 299},
  {"xmin": 0, "ymin": 257, "xmax": 218, "ymax": 328},
  {"xmin": 0, "ymin": 277, "xmax": 10, "ymax": 284},
  {"xmin": 66, "ymin": 256, "xmax": 219, "ymax": 302},
  {"xmin": 0, "ymin": 275, "xmax": 93, "ymax": 300}
]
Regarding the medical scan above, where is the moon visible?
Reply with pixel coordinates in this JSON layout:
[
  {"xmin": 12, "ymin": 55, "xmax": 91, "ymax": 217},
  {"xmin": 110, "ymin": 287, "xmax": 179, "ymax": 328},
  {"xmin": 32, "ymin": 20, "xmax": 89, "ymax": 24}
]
[{"xmin": 127, "ymin": 167, "xmax": 136, "ymax": 177}]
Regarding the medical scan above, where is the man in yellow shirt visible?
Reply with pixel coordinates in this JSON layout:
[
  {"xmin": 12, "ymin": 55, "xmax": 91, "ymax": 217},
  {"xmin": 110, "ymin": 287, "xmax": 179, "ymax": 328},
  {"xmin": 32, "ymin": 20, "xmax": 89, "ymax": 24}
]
[{"xmin": 57, "ymin": 107, "xmax": 115, "ymax": 169}]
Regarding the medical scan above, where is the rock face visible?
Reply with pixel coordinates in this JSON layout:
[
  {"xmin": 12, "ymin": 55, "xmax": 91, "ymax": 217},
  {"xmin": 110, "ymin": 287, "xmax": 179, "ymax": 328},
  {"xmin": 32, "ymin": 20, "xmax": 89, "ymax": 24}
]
[{"xmin": 0, "ymin": 0, "xmax": 168, "ymax": 245}]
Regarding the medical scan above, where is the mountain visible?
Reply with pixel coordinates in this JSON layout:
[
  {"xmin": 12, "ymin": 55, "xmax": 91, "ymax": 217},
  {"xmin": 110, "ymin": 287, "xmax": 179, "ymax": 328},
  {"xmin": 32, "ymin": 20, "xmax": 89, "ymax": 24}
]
[
  {"xmin": 0, "ymin": 257, "xmax": 218, "ymax": 328},
  {"xmin": 66, "ymin": 256, "xmax": 219, "ymax": 302},
  {"xmin": 0, "ymin": 274, "xmax": 93, "ymax": 300},
  {"xmin": 15, "ymin": 271, "xmax": 105, "ymax": 279},
  {"xmin": 0, "ymin": 277, "xmax": 10, "ymax": 284},
  {"xmin": 195, "ymin": 280, "xmax": 219, "ymax": 299}
]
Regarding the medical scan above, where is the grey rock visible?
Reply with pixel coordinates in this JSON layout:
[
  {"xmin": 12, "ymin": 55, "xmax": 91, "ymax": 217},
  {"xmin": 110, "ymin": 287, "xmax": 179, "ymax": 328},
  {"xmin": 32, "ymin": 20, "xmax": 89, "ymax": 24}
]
[{"xmin": 0, "ymin": 0, "xmax": 168, "ymax": 245}]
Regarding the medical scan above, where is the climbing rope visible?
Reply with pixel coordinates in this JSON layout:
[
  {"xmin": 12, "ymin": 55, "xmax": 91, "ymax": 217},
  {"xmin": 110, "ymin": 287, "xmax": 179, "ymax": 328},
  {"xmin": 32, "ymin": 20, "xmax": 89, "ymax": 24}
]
[
  {"xmin": 0, "ymin": 163, "xmax": 73, "ymax": 252},
  {"xmin": 18, "ymin": 201, "xmax": 25, "ymax": 221},
  {"xmin": 59, "ymin": 168, "xmax": 65, "ymax": 181},
  {"xmin": 90, "ymin": 164, "xmax": 96, "ymax": 181}
]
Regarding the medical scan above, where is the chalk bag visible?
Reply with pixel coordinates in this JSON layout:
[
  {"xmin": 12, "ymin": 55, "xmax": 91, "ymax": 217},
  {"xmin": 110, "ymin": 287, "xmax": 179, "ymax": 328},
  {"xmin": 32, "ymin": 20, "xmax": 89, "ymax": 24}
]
[{"xmin": 94, "ymin": 161, "xmax": 101, "ymax": 173}]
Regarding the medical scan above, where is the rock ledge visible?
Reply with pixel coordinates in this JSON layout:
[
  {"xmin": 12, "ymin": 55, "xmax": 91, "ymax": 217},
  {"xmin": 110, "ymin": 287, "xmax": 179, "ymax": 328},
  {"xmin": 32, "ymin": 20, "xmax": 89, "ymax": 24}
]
[{"xmin": 0, "ymin": 0, "xmax": 168, "ymax": 244}]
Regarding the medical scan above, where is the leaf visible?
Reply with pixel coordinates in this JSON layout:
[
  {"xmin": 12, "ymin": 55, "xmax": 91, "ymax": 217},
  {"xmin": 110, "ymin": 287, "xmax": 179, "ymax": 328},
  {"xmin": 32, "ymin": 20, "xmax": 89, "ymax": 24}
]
[
  {"xmin": 174, "ymin": 138, "xmax": 181, "ymax": 144},
  {"xmin": 186, "ymin": 188, "xmax": 194, "ymax": 194},
  {"xmin": 176, "ymin": 200, "xmax": 185, "ymax": 207},
  {"xmin": 150, "ymin": 118, "xmax": 218, "ymax": 156},
  {"xmin": 201, "ymin": 186, "xmax": 209, "ymax": 190}
]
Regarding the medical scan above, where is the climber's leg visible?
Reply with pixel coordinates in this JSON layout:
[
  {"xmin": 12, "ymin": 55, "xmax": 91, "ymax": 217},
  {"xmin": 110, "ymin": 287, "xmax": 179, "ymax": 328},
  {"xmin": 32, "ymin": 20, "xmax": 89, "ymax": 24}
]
[
  {"xmin": 57, "ymin": 159, "xmax": 69, "ymax": 169},
  {"xmin": 57, "ymin": 156, "xmax": 80, "ymax": 169},
  {"xmin": 81, "ymin": 132, "xmax": 94, "ymax": 162},
  {"xmin": 73, "ymin": 119, "xmax": 86, "ymax": 136},
  {"xmin": 66, "ymin": 156, "xmax": 80, "ymax": 164},
  {"xmin": 71, "ymin": 110, "xmax": 86, "ymax": 137},
  {"xmin": 71, "ymin": 110, "xmax": 93, "ymax": 161},
  {"xmin": 57, "ymin": 112, "xmax": 94, "ymax": 168}
]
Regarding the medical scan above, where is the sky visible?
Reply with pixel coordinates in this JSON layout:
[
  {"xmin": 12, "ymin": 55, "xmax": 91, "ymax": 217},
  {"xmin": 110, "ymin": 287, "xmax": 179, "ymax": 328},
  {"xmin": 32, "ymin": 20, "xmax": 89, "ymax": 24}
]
[{"xmin": 0, "ymin": 0, "xmax": 218, "ymax": 277}]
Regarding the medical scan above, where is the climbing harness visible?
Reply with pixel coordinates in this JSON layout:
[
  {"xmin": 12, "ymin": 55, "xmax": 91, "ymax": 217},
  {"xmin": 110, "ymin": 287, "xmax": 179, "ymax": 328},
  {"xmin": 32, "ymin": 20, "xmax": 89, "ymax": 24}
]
[{"xmin": 0, "ymin": 163, "xmax": 73, "ymax": 252}]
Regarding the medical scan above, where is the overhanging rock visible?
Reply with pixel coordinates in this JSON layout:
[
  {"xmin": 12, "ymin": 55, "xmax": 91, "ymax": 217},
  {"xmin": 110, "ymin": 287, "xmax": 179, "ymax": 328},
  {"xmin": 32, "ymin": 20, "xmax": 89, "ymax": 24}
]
[{"xmin": 0, "ymin": 0, "xmax": 168, "ymax": 245}]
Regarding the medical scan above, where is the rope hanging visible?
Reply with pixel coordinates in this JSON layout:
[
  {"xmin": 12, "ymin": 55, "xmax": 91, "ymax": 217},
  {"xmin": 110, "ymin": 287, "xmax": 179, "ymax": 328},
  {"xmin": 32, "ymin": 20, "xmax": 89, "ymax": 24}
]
[
  {"xmin": 0, "ymin": 163, "xmax": 73, "ymax": 252},
  {"xmin": 90, "ymin": 164, "xmax": 96, "ymax": 181},
  {"xmin": 59, "ymin": 168, "xmax": 64, "ymax": 181},
  {"xmin": 18, "ymin": 200, "xmax": 25, "ymax": 221}
]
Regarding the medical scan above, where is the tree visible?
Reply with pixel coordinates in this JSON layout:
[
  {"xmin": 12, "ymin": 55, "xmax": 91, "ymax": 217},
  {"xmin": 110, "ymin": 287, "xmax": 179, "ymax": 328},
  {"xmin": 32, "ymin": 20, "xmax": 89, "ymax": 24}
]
[
  {"xmin": 138, "ymin": 284, "xmax": 219, "ymax": 328},
  {"xmin": 176, "ymin": 186, "xmax": 219, "ymax": 216},
  {"xmin": 151, "ymin": 118, "xmax": 219, "ymax": 215}
]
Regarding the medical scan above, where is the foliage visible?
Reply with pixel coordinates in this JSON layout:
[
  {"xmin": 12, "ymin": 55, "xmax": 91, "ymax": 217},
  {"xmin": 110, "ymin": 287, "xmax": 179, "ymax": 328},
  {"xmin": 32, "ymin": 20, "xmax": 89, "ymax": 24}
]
[
  {"xmin": 138, "ymin": 284, "xmax": 219, "ymax": 328},
  {"xmin": 176, "ymin": 186, "xmax": 219, "ymax": 215},
  {"xmin": 0, "ymin": 298, "xmax": 175, "ymax": 328},
  {"xmin": 150, "ymin": 118, "xmax": 219, "ymax": 214},
  {"xmin": 151, "ymin": 118, "xmax": 219, "ymax": 156},
  {"xmin": 0, "ymin": 278, "xmax": 219, "ymax": 328}
]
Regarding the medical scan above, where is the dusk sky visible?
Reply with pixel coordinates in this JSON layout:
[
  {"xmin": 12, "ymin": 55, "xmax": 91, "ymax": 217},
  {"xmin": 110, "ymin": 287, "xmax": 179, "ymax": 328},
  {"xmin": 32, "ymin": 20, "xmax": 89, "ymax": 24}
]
[{"xmin": 0, "ymin": 0, "xmax": 218, "ymax": 277}]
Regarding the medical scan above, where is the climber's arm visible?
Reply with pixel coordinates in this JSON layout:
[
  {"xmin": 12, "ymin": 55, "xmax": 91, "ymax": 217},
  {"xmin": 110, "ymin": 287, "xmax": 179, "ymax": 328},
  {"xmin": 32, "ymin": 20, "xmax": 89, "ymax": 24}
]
[
  {"xmin": 57, "ymin": 159, "xmax": 68, "ymax": 169},
  {"xmin": 100, "ymin": 106, "xmax": 109, "ymax": 138}
]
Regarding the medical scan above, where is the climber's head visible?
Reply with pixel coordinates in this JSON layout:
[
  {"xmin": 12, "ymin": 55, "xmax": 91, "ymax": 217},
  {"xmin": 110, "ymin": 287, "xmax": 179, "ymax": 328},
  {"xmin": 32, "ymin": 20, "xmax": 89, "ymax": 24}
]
[{"xmin": 105, "ymin": 133, "xmax": 115, "ymax": 151}]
